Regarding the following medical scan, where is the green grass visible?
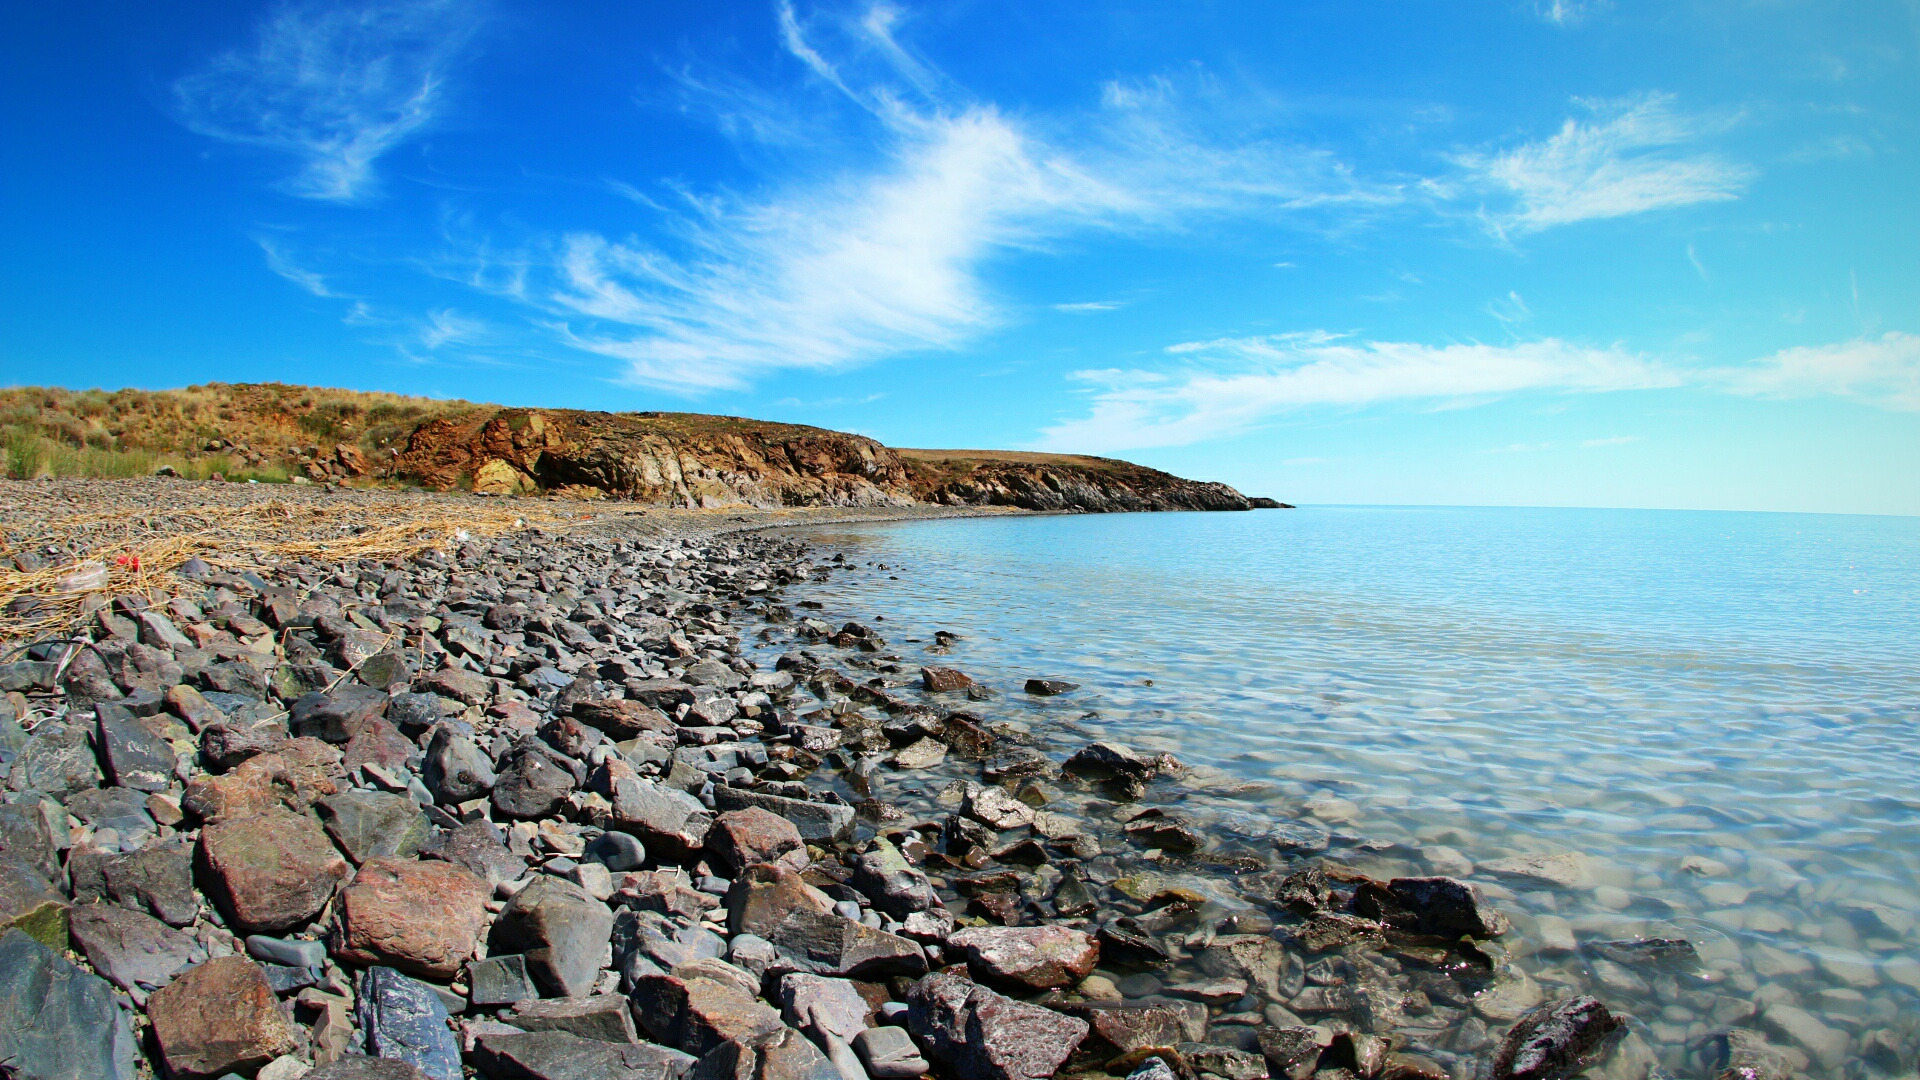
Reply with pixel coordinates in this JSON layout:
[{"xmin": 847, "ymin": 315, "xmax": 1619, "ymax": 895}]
[{"xmin": 0, "ymin": 425, "xmax": 292, "ymax": 483}]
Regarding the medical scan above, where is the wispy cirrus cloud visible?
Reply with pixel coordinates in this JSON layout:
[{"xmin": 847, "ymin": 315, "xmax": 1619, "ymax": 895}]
[
  {"xmin": 1536, "ymin": 0, "xmax": 1610, "ymax": 27},
  {"xmin": 173, "ymin": 0, "xmax": 478, "ymax": 202},
  {"xmin": 1054, "ymin": 300, "xmax": 1125, "ymax": 313},
  {"xmin": 1460, "ymin": 93, "xmax": 1755, "ymax": 234},
  {"xmin": 452, "ymin": 2, "xmax": 1400, "ymax": 393},
  {"xmin": 1035, "ymin": 334, "xmax": 1675, "ymax": 452},
  {"xmin": 1724, "ymin": 332, "xmax": 1920, "ymax": 411},
  {"xmin": 256, "ymin": 236, "xmax": 343, "ymax": 297}
]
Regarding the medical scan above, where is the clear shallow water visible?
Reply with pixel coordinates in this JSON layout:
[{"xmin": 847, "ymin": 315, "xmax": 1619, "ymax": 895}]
[{"xmin": 776, "ymin": 507, "xmax": 1920, "ymax": 1076}]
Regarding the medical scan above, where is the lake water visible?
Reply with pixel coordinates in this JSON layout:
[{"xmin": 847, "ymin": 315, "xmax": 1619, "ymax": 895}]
[{"xmin": 767, "ymin": 506, "xmax": 1920, "ymax": 1077}]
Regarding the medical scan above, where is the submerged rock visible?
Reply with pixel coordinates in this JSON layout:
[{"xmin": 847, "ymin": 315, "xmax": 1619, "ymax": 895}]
[{"xmin": 1492, "ymin": 996, "xmax": 1623, "ymax": 1080}]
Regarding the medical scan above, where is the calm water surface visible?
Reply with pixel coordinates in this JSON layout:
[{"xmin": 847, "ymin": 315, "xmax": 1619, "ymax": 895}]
[{"xmin": 771, "ymin": 507, "xmax": 1920, "ymax": 1077}]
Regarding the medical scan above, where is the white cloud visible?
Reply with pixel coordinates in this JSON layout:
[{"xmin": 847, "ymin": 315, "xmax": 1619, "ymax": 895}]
[
  {"xmin": 1725, "ymin": 332, "xmax": 1920, "ymax": 411},
  {"xmin": 1460, "ymin": 93, "xmax": 1754, "ymax": 234},
  {"xmin": 1054, "ymin": 301, "xmax": 1124, "ymax": 313},
  {"xmin": 1035, "ymin": 334, "xmax": 1676, "ymax": 452},
  {"xmin": 470, "ymin": 6, "xmax": 1399, "ymax": 393},
  {"xmin": 256, "ymin": 237, "xmax": 340, "ymax": 296},
  {"xmin": 1537, "ymin": 0, "xmax": 1610, "ymax": 26},
  {"xmin": 173, "ymin": 0, "xmax": 476, "ymax": 201}
]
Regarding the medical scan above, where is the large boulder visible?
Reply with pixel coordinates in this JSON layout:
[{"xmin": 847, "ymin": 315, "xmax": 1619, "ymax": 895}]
[
  {"xmin": 146, "ymin": 956, "xmax": 298, "ymax": 1079},
  {"xmin": 75, "ymin": 838, "xmax": 199, "ymax": 927},
  {"xmin": 0, "ymin": 928, "xmax": 140, "ymax": 1080},
  {"xmin": 708, "ymin": 807, "xmax": 808, "ymax": 874},
  {"xmin": 198, "ymin": 807, "xmax": 351, "ymax": 933},
  {"xmin": 907, "ymin": 970, "xmax": 1088, "ymax": 1080},
  {"xmin": 332, "ymin": 857, "xmax": 490, "ymax": 979},
  {"xmin": 493, "ymin": 876, "xmax": 615, "ymax": 998}
]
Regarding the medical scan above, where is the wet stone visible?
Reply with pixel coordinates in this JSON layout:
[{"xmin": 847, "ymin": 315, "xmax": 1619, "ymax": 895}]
[
  {"xmin": 0, "ymin": 927, "xmax": 140, "ymax": 1080},
  {"xmin": 1492, "ymin": 996, "xmax": 1623, "ymax": 1080},
  {"xmin": 712, "ymin": 786, "xmax": 854, "ymax": 846},
  {"xmin": 946, "ymin": 924, "xmax": 1100, "ymax": 991},
  {"xmin": 907, "ymin": 970, "xmax": 1089, "ymax": 1080}
]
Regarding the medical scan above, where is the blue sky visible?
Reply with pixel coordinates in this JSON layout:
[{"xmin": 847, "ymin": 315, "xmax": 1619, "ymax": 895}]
[{"xmin": 4, "ymin": 1, "xmax": 1917, "ymax": 514}]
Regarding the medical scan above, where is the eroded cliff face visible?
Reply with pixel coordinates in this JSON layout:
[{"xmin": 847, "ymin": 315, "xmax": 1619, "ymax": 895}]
[{"xmin": 389, "ymin": 408, "xmax": 1251, "ymax": 512}]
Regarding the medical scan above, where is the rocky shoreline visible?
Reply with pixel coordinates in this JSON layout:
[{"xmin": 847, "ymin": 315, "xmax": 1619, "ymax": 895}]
[{"xmin": 0, "ymin": 488, "xmax": 1799, "ymax": 1080}]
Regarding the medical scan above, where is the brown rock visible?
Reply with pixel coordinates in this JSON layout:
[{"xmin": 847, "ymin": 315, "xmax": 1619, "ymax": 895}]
[
  {"xmin": 340, "ymin": 717, "xmax": 414, "ymax": 774},
  {"xmin": 182, "ymin": 753, "xmax": 295, "ymax": 824},
  {"xmin": 946, "ymin": 925, "xmax": 1100, "ymax": 990},
  {"xmin": 907, "ymin": 970, "xmax": 1089, "ymax": 1080},
  {"xmin": 331, "ymin": 857, "xmax": 489, "ymax": 979},
  {"xmin": 920, "ymin": 667, "xmax": 976, "ymax": 693},
  {"xmin": 146, "ymin": 956, "xmax": 298, "ymax": 1079},
  {"xmin": 708, "ymin": 808, "xmax": 809, "ymax": 874},
  {"xmin": 573, "ymin": 698, "xmax": 675, "ymax": 737},
  {"xmin": 198, "ymin": 808, "xmax": 350, "ymax": 933}
]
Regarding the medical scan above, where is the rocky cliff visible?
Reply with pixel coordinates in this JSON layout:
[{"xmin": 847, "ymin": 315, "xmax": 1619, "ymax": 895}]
[{"xmin": 1, "ymin": 385, "xmax": 1271, "ymax": 512}]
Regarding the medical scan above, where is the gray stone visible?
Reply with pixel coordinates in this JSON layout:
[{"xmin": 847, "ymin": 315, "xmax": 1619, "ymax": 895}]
[
  {"xmin": 610, "ymin": 776, "xmax": 715, "ymax": 860},
  {"xmin": 493, "ymin": 748, "xmax": 578, "ymax": 819},
  {"xmin": 470, "ymin": 953, "xmax": 539, "ymax": 1006},
  {"xmin": 0, "ymin": 799, "xmax": 66, "ymax": 879},
  {"xmin": 472, "ymin": 1029, "xmax": 695, "ymax": 1080},
  {"xmin": 385, "ymin": 693, "xmax": 447, "ymax": 734},
  {"xmin": 494, "ymin": 876, "xmax": 616, "ymax": 998},
  {"xmin": 423, "ymin": 819, "xmax": 525, "ymax": 887},
  {"xmin": 1124, "ymin": 1058, "xmax": 1178, "ymax": 1080},
  {"xmin": 1378, "ymin": 877, "xmax": 1510, "ymax": 939},
  {"xmin": 849, "ymin": 837, "xmax": 937, "ymax": 918},
  {"xmin": 358, "ymin": 966, "xmax": 462, "ymax": 1080},
  {"xmin": 712, "ymin": 786, "xmax": 854, "ymax": 846},
  {"xmin": 8, "ymin": 724, "xmax": 102, "ymax": 795},
  {"xmin": 0, "ymin": 928, "xmax": 140, "ymax": 1080},
  {"xmin": 777, "ymin": 972, "xmax": 870, "ymax": 1043},
  {"xmin": 247, "ymin": 933, "xmax": 328, "ymax": 969},
  {"xmin": 0, "ymin": 853, "xmax": 67, "ymax": 948},
  {"xmin": 88, "ymin": 838, "xmax": 199, "ymax": 926},
  {"xmin": 507, "ymin": 994, "xmax": 641, "ymax": 1044},
  {"xmin": 585, "ymin": 829, "xmax": 648, "ymax": 872},
  {"xmin": 292, "ymin": 687, "xmax": 390, "ymax": 743},
  {"xmin": 422, "ymin": 726, "xmax": 495, "ymax": 802},
  {"xmin": 691, "ymin": 1026, "xmax": 839, "ymax": 1080},
  {"xmin": 852, "ymin": 1026, "xmax": 929, "ymax": 1080},
  {"xmin": 68, "ymin": 901, "xmax": 204, "ymax": 991},
  {"xmin": 305, "ymin": 1059, "xmax": 432, "ymax": 1080},
  {"xmin": 319, "ymin": 790, "xmax": 431, "ymax": 865},
  {"xmin": 64, "ymin": 786, "xmax": 156, "ymax": 842}
]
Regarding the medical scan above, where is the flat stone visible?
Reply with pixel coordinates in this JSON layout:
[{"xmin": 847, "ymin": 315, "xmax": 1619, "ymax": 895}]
[
  {"xmin": 248, "ymin": 933, "xmax": 329, "ymax": 969},
  {"xmin": 854, "ymin": 1025, "xmax": 930, "ymax": 1079},
  {"xmin": 1198, "ymin": 934, "xmax": 1288, "ymax": 1000},
  {"xmin": 777, "ymin": 972, "xmax": 871, "ymax": 1043},
  {"xmin": 962, "ymin": 786, "xmax": 1034, "ymax": 830},
  {"xmin": 68, "ymin": 901, "xmax": 203, "ymax": 992},
  {"xmin": 907, "ymin": 970, "xmax": 1088, "ymax": 1080},
  {"xmin": 889, "ymin": 737, "xmax": 947, "ymax": 770},
  {"xmin": 199, "ymin": 807, "xmax": 351, "ymax": 933},
  {"xmin": 93, "ymin": 707, "xmax": 177, "ymax": 792},
  {"xmin": 947, "ymin": 925, "xmax": 1099, "ymax": 991},
  {"xmin": 0, "ymin": 799, "xmax": 66, "ymax": 879},
  {"xmin": 8, "ymin": 725, "xmax": 102, "ymax": 796},
  {"xmin": 494, "ymin": 876, "xmax": 616, "ymax": 998},
  {"xmin": 1492, "ymin": 996, "xmax": 1623, "ymax": 1080},
  {"xmin": 1480, "ymin": 852, "xmax": 1591, "ymax": 890},
  {"xmin": 471, "ymin": 1029, "xmax": 695, "ymax": 1080},
  {"xmin": 359, "ymin": 966, "xmax": 462, "ymax": 1080},
  {"xmin": 1063, "ymin": 1001, "xmax": 1208, "ymax": 1060},
  {"xmin": 291, "ymin": 687, "xmax": 390, "ymax": 743},
  {"xmin": 709, "ymin": 806, "xmax": 809, "ymax": 874},
  {"xmin": 712, "ymin": 786, "xmax": 854, "ymax": 846},
  {"xmin": 1759, "ymin": 1004, "xmax": 1850, "ymax": 1072},
  {"xmin": 493, "ymin": 747, "xmax": 578, "ymax": 819},
  {"xmin": 184, "ymin": 753, "xmax": 298, "ymax": 823},
  {"xmin": 65, "ymin": 786, "xmax": 156, "ymax": 841},
  {"xmin": 469, "ymin": 953, "xmax": 539, "ymax": 1006},
  {"xmin": 506, "ymin": 994, "xmax": 640, "ymax": 1044},
  {"xmin": 88, "ymin": 838, "xmax": 200, "ymax": 926},
  {"xmin": 727, "ymin": 863, "xmax": 926, "ymax": 980},
  {"xmin": 147, "ymin": 956, "xmax": 299, "ymax": 1079},
  {"xmin": 921, "ymin": 667, "xmax": 976, "ymax": 693},
  {"xmin": 304, "ymin": 1058, "xmax": 432, "ymax": 1079},
  {"xmin": 332, "ymin": 857, "xmax": 490, "ymax": 979},
  {"xmin": 319, "ymin": 790, "xmax": 431, "ymax": 865},
  {"xmin": 342, "ymin": 717, "xmax": 415, "ymax": 775},
  {"xmin": 0, "ymin": 927, "xmax": 140, "ymax": 1080},
  {"xmin": 610, "ymin": 776, "xmax": 716, "ymax": 860},
  {"xmin": 198, "ymin": 715, "xmax": 292, "ymax": 770},
  {"xmin": 572, "ymin": 698, "xmax": 677, "ymax": 738}
]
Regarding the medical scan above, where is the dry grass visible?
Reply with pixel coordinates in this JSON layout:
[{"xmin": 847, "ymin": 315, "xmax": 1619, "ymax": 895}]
[{"xmin": 0, "ymin": 497, "xmax": 576, "ymax": 647}]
